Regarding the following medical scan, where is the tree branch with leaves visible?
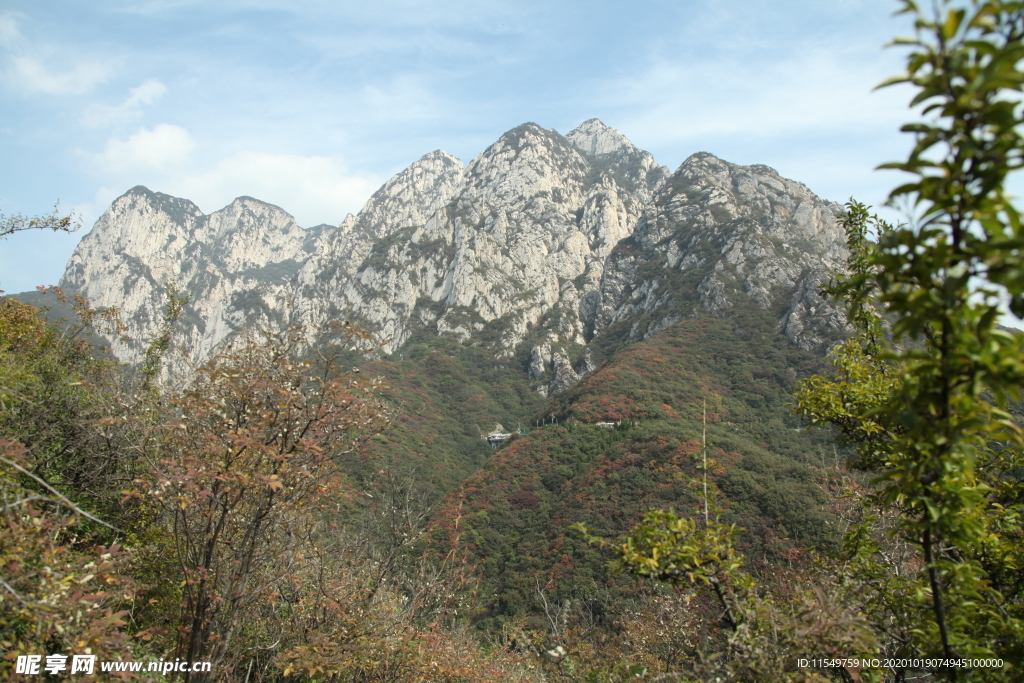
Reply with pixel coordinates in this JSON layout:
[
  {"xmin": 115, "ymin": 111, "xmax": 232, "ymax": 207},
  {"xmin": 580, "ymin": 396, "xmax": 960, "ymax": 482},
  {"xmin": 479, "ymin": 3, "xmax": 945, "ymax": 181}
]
[
  {"xmin": 795, "ymin": 1, "xmax": 1024, "ymax": 677},
  {"xmin": 136, "ymin": 324, "xmax": 390, "ymax": 680}
]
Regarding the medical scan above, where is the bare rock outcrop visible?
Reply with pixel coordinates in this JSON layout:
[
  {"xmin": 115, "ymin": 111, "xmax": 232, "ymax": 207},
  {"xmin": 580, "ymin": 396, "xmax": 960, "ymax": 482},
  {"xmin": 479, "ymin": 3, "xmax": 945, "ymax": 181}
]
[{"xmin": 55, "ymin": 121, "xmax": 850, "ymax": 390}]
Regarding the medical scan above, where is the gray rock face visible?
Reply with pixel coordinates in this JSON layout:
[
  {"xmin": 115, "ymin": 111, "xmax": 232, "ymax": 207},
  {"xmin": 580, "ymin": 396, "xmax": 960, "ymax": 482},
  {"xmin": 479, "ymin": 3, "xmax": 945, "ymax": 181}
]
[
  {"xmin": 291, "ymin": 150, "xmax": 467, "ymax": 347},
  {"xmin": 325, "ymin": 121, "xmax": 668, "ymax": 354},
  {"xmin": 590, "ymin": 152, "xmax": 849, "ymax": 352},
  {"xmin": 778, "ymin": 267, "xmax": 848, "ymax": 351},
  {"xmin": 527, "ymin": 343, "xmax": 595, "ymax": 396},
  {"xmin": 62, "ymin": 186, "xmax": 318, "ymax": 380},
  {"xmin": 548, "ymin": 351, "xmax": 580, "ymax": 396},
  {"xmin": 56, "ymin": 121, "xmax": 849, "ymax": 391},
  {"xmin": 566, "ymin": 118, "xmax": 668, "ymax": 205},
  {"xmin": 529, "ymin": 343, "xmax": 551, "ymax": 382}
]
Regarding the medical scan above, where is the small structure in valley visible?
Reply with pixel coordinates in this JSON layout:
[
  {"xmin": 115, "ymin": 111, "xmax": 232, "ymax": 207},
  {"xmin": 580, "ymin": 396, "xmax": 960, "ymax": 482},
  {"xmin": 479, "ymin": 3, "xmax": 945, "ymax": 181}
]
[
  {"xmin": 486, "ymin": 431, "xmax": 513, "ymax": 449},
  {"xmin": 484, "ymin": 423, "xmax": 520, "ymax": 449}
]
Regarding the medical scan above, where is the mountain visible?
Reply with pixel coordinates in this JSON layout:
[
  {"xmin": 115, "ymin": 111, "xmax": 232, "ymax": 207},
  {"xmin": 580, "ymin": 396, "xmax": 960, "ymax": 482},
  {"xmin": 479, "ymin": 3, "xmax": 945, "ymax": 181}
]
[
  {"xmin": 60, "ymin": 187, "xmax": 323, "ymax": 376},
  {"xmin": 20, "ymin": 118, "xmax": 857, "ymax": 638},
  {"xmin": 47, "ymin": 119, "xmax": 847, "ymax": 393},
  {"xmin": 591, "ymin": 152, "xmax": 848, "ymax": 353},
  {"xmin": 426, "ymin": 315, "xmax": 840, "ymax": 629}
]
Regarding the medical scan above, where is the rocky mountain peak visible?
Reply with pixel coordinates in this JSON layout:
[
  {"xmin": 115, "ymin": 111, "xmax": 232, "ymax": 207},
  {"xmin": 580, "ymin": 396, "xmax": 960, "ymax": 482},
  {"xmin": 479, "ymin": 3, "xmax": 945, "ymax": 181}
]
[
  {"xmin": 566, "ymin": 118, "xmax": 636, "ymax": 157},
  {"xmin": 354, "ymin": 149, "xmax": 465, "ymax": 241},
  {"xmin": 199, "ymin": 196, "xmax": 299, "ymax": 245},
  {"xmin": 116, "ymin": 185, "xmax": 204, "ymax": 228},
  {"xmin": 589, "ymin": 151, "xmax": 849, "ymax": 353},
  {"xmin": 668, "ymin": 152, "xmax": 845, "ymax": 250},
  {"xmin": 489, "ymin": 122, "xmax": 558, "ymax": 149},
  {"xmin": 568, "ymin": 119, "xmax": 669, "ymax": 205},
  {"xmin": 461, "ymin": 123, "xmax": 590, "ymax": 206},
  {"xmin": 288, "ymin": 148, "xmax": 469, "ymax": 338},
  {"xmin": 51, "ymin": 120, "xmax": 852, "ymax": 390},
  {"xmin": 221, "ymin": 196, "xmax": 292, "ymax": 217},
  {"xmin": 61, "ymin": 186, "xmax": 314, "ymax": 380}
]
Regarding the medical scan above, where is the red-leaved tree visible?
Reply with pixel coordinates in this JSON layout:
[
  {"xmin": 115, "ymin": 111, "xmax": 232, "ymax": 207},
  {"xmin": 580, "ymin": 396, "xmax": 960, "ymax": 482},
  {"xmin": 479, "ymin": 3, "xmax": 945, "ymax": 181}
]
[{"xmin": 139, "ymin": 325, "xmax": 389, "ymax": 680}]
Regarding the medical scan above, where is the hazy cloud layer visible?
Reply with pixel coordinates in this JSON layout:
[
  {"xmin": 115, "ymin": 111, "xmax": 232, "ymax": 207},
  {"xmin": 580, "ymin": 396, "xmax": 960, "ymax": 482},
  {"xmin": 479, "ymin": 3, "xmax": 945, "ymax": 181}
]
[
  {"xmin": 168, "ymin": 152, "xmax": 382, "ymax": 227},
  {"xmin": 92, "ymin": 123, "xmax": 194, "ymax": 172},
  {"xmin": 82, "ymin": 79, "xmax": 168, "ymax": 126}
]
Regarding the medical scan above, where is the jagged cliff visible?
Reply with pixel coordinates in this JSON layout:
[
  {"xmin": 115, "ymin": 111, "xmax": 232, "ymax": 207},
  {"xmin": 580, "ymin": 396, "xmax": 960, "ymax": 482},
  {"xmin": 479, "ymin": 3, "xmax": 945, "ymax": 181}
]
[
  {"xmin": 55, "ymin": 119, "xmax": 847, "ymax": 389},
  {"xmin": 591, "ymin": 152, "xmax": 848, "ymax": 352},
  {"xmin": 61, "ymin": 189, "xmax": 323, "ymax": 378}
]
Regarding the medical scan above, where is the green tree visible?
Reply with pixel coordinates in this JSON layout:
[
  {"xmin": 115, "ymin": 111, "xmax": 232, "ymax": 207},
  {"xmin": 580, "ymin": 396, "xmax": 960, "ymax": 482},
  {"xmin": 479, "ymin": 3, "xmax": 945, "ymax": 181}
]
[
  {"xmin": 140, "ymin": 281, "xmax": 190, "ymax": 388},
  {"xmin": 780, "ymin": 6, "xmax": 1024, "ymax": 683},
  {"xmin": 581, "ymin": 1, "xmax": 1024, "ymax": 680},
  {"xmin": 800, "ymin": 0, "xmax": 1024, "ymax": 675},
  {"xmin": 0, "ymin": 297, "xmax": 144, "ymax": 678}
]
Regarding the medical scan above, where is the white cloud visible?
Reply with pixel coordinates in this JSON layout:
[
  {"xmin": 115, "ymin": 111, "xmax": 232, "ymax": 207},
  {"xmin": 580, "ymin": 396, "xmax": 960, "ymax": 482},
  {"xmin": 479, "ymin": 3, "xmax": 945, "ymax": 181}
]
[
  {"xmin": 126, "ymin": 78, "xmax": 168, "ymax": 107},
  {"xmin": 84, "ymin": 126, "xmax": 381, "ymax": 226},
  {"xmin": 0, "ymin": 13, "xmax": 23, "ymax": 44},
  {"xmin": 605, "ymin": 46, "xmax": 911, "ymax": 149},
  {"xmin": 169, "ymin": 151, "xmax": 382, "ymax": 227},
  {"xmin": 82, "ymin": 78, "xmax": 168, "ymax": 126},
  {"xmin": 1, "ymin": 12, "xmax": 110, "ymax": 96},
  {"xmin": 7, "ymin": 55, "xmax": 108, "ymax": 95},
  {"xmin": 94, "ymin": 123, "xmax": 195, "ymax": 172}
]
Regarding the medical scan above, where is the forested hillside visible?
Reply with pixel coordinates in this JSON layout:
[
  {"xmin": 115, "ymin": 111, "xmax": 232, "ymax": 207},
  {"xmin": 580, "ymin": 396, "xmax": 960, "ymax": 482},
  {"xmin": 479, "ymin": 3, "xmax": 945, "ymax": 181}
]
[{"xmin": 428, "ymin": 315, "xmax": 838, "ymax": 630}]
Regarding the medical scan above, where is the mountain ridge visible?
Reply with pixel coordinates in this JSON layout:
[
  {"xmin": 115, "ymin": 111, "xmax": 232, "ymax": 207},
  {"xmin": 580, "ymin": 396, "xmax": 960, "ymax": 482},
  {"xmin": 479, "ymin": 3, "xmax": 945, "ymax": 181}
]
[{"xmin": 43, "ymin": 119, "xmax": 847, "ymax": 392}]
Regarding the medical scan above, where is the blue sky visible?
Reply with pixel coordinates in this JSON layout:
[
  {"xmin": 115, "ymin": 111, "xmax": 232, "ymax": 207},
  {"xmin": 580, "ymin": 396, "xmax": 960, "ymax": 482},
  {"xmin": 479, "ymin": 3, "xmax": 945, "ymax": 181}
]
[{"xmin": 0, "ymin": 0, "xmax": 918, "ymax": 294}]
